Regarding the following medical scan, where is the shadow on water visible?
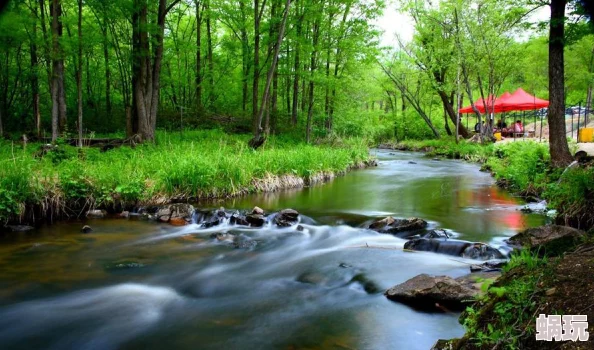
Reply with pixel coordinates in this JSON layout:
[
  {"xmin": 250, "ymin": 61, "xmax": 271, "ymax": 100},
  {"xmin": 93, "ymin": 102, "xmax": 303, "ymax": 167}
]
[{"xmin": 0, "ymin": 150, "xmax": 546, "ymax": 350}]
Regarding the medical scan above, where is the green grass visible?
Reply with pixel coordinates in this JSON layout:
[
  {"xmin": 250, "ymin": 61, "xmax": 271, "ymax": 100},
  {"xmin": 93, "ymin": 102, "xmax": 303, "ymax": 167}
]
[{"xmin": 0, "ymin": 130, "xmax": 370, "ymax": 222}]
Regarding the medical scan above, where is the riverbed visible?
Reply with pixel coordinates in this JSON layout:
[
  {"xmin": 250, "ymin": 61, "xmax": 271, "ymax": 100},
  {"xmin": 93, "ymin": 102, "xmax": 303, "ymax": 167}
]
[{"xmin": 0, "ymin": 150, "xmax": 546, "ymax": 350}]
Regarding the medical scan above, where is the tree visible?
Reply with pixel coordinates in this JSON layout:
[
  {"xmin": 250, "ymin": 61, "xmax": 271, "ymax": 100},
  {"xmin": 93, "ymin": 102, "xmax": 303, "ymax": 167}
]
[
  {"xmin": 130, "ymin": 0, "xmax": 181, "ymax": 141},
  {"xmin": 548, "ymin": 0, "xmax": 573, "ymax": 166},
  {"xmin": 50, "ymin": 0, "xmax": 67, "ymax": 141}
]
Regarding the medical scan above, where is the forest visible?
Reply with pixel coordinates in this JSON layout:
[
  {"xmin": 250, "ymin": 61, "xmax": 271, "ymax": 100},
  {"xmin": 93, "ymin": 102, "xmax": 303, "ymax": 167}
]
[{"xmin": 0, "ymin": 0, "xmax": 590, "ymax": 146}]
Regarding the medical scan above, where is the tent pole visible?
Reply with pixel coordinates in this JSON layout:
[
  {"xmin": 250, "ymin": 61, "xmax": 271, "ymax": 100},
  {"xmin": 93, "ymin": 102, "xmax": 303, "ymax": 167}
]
[
  {"xmin": 577, "ymin": 101, "xmax": 581, "ymax": 140},
  {"xmin": 538, "ymin": 109, "xmax": 549, "ymax": 142}
]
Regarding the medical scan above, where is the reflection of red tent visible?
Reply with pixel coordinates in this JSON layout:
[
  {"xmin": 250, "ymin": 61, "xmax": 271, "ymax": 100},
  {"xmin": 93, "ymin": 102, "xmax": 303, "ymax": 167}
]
[{"xmin": 458, "ymin": 89, "xmax": 548, "ymax": 114}]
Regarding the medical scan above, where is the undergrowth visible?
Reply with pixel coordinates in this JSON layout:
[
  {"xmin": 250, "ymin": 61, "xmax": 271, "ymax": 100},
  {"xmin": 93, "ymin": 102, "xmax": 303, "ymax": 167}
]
[{"xmin": 461, "ymin": 250, "xmax": 549, "ymax": 349}]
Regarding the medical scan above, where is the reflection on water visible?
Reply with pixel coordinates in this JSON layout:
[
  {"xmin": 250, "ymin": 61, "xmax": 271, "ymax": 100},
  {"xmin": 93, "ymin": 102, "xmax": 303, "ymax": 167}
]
[{"xmin": 0, "ymin": 150, "xmax": 546, "ymax": 350}]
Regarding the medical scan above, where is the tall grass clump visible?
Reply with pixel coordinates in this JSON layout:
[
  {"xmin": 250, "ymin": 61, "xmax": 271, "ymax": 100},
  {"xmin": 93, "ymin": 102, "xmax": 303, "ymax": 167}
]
[{"xmin": 486, "ymin": 141, "xmax": 551, "ymax": 193}]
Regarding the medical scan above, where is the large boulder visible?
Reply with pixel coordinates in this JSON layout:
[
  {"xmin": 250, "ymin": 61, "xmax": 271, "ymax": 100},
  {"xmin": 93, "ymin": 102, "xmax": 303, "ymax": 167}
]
[
  {"xmin": 385, "ymin": 271, "xmax": 499, "ymax": 311},
  {"xmin": 507, "ymin": 225, "xmax": 585, "ymax": 256},
  {"xmin": 156, "ymin": 203, "xmax": 195, "ymax": 224},
  {"xmin": 404, "ymin": 238, "xmax": 505, "ymax": 260},
  {"xmin": 369, "ymin": 216, "xmax": 428, "ymax": 236},
  {"xmin": 274, "ymin": 209, "xmax": 299, "ymax": 227},
  {"xmin": 385, "ymin": 274, "xmax": 477, "ymax": 311}
]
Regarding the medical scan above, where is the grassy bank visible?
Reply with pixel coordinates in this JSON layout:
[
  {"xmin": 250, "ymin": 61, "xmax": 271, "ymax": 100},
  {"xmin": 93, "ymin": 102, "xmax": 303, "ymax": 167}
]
[
  {"xmin": 382, "ymin": 138, "xmax": 593, "ymax": 231},
  {"xmin": 0, "ymin": 130, "xmax": 371, "ymax": 225}
]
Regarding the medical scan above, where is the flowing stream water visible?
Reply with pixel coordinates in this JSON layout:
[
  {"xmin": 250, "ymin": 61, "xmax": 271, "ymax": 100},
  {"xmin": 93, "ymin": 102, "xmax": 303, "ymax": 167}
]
[{"xmin": 0, "ymin": 150, "xmax": 546, "ymax": 350}]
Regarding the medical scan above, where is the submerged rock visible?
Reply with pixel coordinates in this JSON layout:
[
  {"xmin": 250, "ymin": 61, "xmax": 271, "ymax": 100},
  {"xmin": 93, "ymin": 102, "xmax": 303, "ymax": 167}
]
[
  {"xmin": 86, "ymin": 209, "xmax": 107, "ymax": 219},
  {"xmin": 5, "ymin": 225, "xmax": 35, "ymax": 232},
  {"xmin": 81, "ymin": 225, "xmax": 93, "ymax": 234},
  {"xmin": 404, "ymin": 238, "xmax": 505, "ymax": 260},
  {"xmin": 385, "ymin": 274, "xmax": 476, "ymax": 311},
  {"xmin": 507, "ymin": 225, "xmax": 585, "ymax": 256},
  {"xmin": 104, "ymin": 260, "xmax": 147, "ymax": 271},
  {"xmin": 233, "ymin": 235, "xmax": 257, "ymax": 249},
  {"xmin": 349, "ymin": 273, "xmax": 381, "ymax": 294},
  {"xmin": 369, "ymin": 216, "xmax": 428, "ymax": 235},
  {"xmin": 274, "ymin": 209, "xmax": 299, "ymax": 227}
]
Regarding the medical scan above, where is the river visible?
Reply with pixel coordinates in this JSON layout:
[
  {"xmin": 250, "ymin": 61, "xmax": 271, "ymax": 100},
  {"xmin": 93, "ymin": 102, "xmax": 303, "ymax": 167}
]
[{"xmin": 0, "ymin": 150, "xmax": 546, "ymax": 350}]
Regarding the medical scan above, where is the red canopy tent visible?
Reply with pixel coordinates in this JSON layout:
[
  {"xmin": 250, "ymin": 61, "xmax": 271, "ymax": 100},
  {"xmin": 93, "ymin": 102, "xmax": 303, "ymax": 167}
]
[
  {"xmin": 458, "ymin": 95, "xmax": 496, "ymax": 114},
  {"xmin": 497, "ymin": 88, "xmax": 549, "ymax": 112},
  {"xmin": 458, "ymin": 89, "xmax": 548, "ymax": 114}
]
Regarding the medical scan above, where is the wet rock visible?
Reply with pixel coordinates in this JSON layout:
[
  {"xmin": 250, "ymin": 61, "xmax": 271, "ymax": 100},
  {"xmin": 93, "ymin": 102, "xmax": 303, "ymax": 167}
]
[
  {"xmin": 404, "ymin": 238, "xmax": 505, "ymax": 260},
  {"xmin": 233, "ymin": 235, "xmax": 257, "ymax": 249},
  {"xmin": 155, "ymin": 207, "xmax": 172, "ymax": 222},
  {"xmin": 349, "ymin": 273, "xmax": 381, "ymax": 294},
  {"xmin": 169, "ymin": 217, "xmax": 188, "ymax": 226},
  {"xmin": 118, "ymin": 211, "xmax": 130, "ymax": 218},
  {"xmin": 339, "ymin": 263, "xmax": 352, "ymax": 268},
  {"xmin": 507, "ymin": 225, "xmax": 585, "ymax": 256},
  {"xmin": 216, "ymin": 207, "xmax": 227, "ymax": 217},
  {"xmin": 86, "ymin": 209, "xmax": 107, "ymax": 219},
  {"xmin": 246, "ymin": 214, "xmax": 265, "ymax": 227},
  {"xmin": 252, "ymin": 206, "xmax": 264, "ymax": 215},
  {"xmin": 408, "ymin": 161, "xmax": 417, "ymax": 164},
  {"xmin": 369, "ymin": 216, "xmax": 395, "ymax": 230},
  {"xmin": 296, "ymin": 225, "xmax": 305, "ymax": 232},
  {"xmin": 6, "ymin": 225, "xmax": 34, "ymax": 232},
  {"xmin": 369, "ymin": 216, "xmax": 428, "ymax": 235},
  {"xmin": 230, "ymin": 213, "xmax": 249, "ymax": 226},
  {"xmin": 385, "ymin": 274, "xmax": 477, "ymax": 311},
  {"xmin": 423, "ymin": 229, "xmax": 450, "ymax": 239},
  {"xmin": 462, "ymin": 243, "xmax": 506, "ymax": 260},
  {"xmin": 469, "ymin": 259, "xmax": 507, "ymax": 272},
  {"xmin": 155, "ymin": 203, "xmax": 194, "ymax": 223},
  {"xmin": 81, "ymin": 225, "xmax": 93, "ymax": 234},
  {"xmin": 274, "ymin": 209, "xmax": 299, "ymax": 227}
]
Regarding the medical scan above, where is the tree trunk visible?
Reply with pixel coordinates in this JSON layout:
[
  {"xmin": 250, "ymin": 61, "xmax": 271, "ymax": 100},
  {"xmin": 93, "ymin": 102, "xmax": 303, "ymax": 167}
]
[
  {"xmin": 50, "ymin": 0, "xmax": 66, "ymax": 141},
  {"xmin": 102, "ymin": 8, "xmax": 111, "ymax": 115},
  {"xmin": 205, "ymin": 0, "xmax": 214, "ymax": 106},
  {"xmin": 250, "ymin": 0, "xmax": 291, "ymax": 148},
  {"xmin": 239, "ymin": 0, "xmax": 248, "ymax": 113},
  {"xmin": 291, "ymin": 13, "xmax": 301, "ymax": 125},
  {"xmin": 306, "ymin": 19, "xmax": 320, "ymax": 144},
  {"xmin": 195, "ymin": 0, "xmax": 203, "ymax": 113},
  {"xmin": 31, "ymin": 2, "xmax": 41, "ymax": 136},
  {"xmin": 548, "ymin": 0, "xmax": 573, "ymax": 167},
  {"xmin": 77, "ymin": 0, "xmax": 83, "ymax": 147},
  {"xmin": 131, "ymin": 0, "xmax": 181, "ymax": 142}
]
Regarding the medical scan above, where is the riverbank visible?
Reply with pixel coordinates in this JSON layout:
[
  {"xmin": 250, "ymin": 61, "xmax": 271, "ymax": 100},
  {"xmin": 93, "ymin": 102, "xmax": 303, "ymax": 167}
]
[
  {"xmin": 379, "ymin": 139, "xmax": 594, "ymax": 231},
  {"xmin": 378, "ymin": 138, "xmax": 594, "ymax": 349},
  {"xmin": 0, "ymin": 130, "xmax": 373, "ymax": 229}
]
